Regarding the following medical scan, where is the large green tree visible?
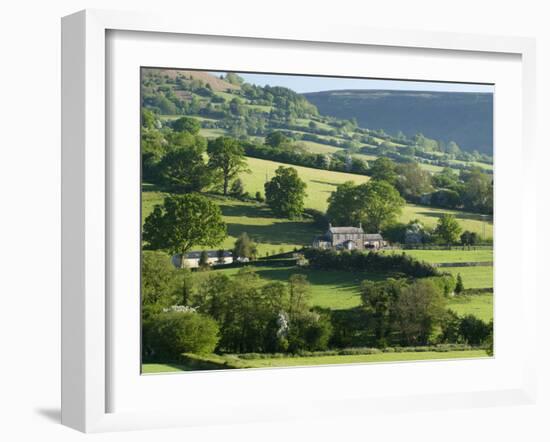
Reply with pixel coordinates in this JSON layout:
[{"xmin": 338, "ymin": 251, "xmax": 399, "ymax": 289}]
[
  {"xmin": 207, "ymin": 137, "xmax": 250, "ymax": 196},
  {"xmin": 326, "ymin": 180, "xmax": 405, "ymax": 232},
  {"xmin": 141, "ymin": 251, "xmax": 178, "ymax": 313},
  {"xmin": 369, "ymin": 157, "xmax": 397, "ymax": 184},
  {"xmin": 393, "ymin": 279, "xmax": 447, "ymax": 346},
  {"xmin": 158, "ymin": 145, "xmax": 212, "ymax": 193},
  {"xmin": 395, "ymin": 161, "xmax": 433, "ymax": 199},
  {"xmin": 360, "ymin": 278, "xmax": 406, "ymax": 345},
  {"xmin": 265, "ymin": 131, "xmax": 289, "ymax": 148},
  {"xmin": 434, "ymin": 213, "xmax": 462, "ymax": 246},
  {"xmin": 171, "ymin": 116, "xmax": 201, "ymax": 135},
  {"xmin": 264, "ymin": 166, "xmax": 307, "ymax": 219},
  {"xmin": 233, "ymin": 232, "xmax": 258, "ymax": 260},
  {"xmin": 143, "ymin": 194, "xmax": 227, "ymax": 266},
  {"xmin": 461, "ymin": 168, "xmax": 493, "ymax": 214},
  {"xmin": 144, "ymin": 311, "xmax": 220, "ymax": 358}
]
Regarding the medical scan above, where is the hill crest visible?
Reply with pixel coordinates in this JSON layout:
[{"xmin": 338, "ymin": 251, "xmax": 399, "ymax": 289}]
[
  {"xmin": 303, "ymin": 89, "xmax": 493, "ymax": 154},
  {"xmin": 144, "ymin": 68, "xmax": 238, "ymax": 92}
]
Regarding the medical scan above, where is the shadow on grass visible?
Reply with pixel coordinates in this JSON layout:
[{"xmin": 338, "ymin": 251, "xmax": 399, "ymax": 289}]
[
  {"xmin": 218, "ymin": 202, "xmax": 273, "ymax": 218},
  {"xmin": 416, "ymin": 211, "xmax": 494, "ymax": 224},
  {"xmin": 226, "ymin": 221, "xmax": 321, "ymax": 246},
  {"xmin": 253, "ymin": 266, "xmax": 388, "ymax": 292},
  {"xmin": 309, "ymin": 179, "xmax": 341, "ymax": 187},
  {"xmin": 142, "ymin": 182, "xmax": 168, "ymax": 193}
]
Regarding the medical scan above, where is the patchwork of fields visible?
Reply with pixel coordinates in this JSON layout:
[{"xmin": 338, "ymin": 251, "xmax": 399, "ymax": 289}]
[
  {"xmin": 141, "ymin": 70, "xmax": 494, "ymax": 374},
  {"xmin": 214, "ymin": 262, "xmax": 493, "ymax": 316},
  {"xmin": 143, "ymin": 155, "xmax": 493, "ymax": 239},
  {"xmin": 445, "ymin": 266, "xmax": 493, "ymax": 290},
  {"xmin": 447, "ymin": 294, "xmax": 493, "ymax": 322},
  {"xmin": 241, "ymin": 156, "xmax": 370, "ymax": 211},
  {"xmin": 217, "ymin": 264, "xmax": 382, "ymax": 310},
  {"xmin": 243, "ymin": 156, "xmax": 493, "ymax": 238},
  {"xmin": 143, "ymin": 161, "xmax": 494, "ymax": 316},
  {"xmin": 382, "ymin": 248, "xmax": 493, "ymax": 264}
]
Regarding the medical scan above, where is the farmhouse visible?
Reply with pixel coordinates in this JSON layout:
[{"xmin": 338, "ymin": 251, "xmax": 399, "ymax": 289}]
[
  {"xmin": 172, "ymin": 250, "xmax": 233, "ymax": 269},
  {"xmin": 312, "ymin": 223, "xmax": 386, "ymax": 250}
]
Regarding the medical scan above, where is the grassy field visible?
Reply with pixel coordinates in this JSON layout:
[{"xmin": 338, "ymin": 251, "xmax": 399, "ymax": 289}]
[
  {"xmin": 351, "ymin": 152, "xmax": 380, "ymax": 162},
  {"xmin": 159, "ymin": 114, "xmax": 218, "ymax": 123},
  {"xmin": 199, "ymin": 128, "xmax": 227, "ymax": 138},
  {"xmin": 235, "ymin": 350, "xmax": 488, "ymax": 368},
  {"xmin": 216, "ymin": 264, "xmax": 386, "ymax": 309},
  {"xmin": 192, "ymin": 129, "xmax": 493, "ymax": 237},
  {"xmin": 444, "ymin": 266, "xmax": 493, "ymax": 290},
  {"xmin": 295, "ymin": 118, "xmax": 334, "ymax": 131},
  {"xmin": 142, "ymin": 363, "xmax": 190, "ymax": 373},
  {"xmin": 214, "ymin": 262, "xmax": 493, "ymax": 313},
  {"xmin": 416, "ymin": 162, "xmax": 447, "ymax": 173},
  {"xmin": 401, "ymin": 204, "xmax": 493, "ymax": 240},
  {"xmin": 242, "ymin": 156, "xmax": 370, "ymax": 211},
  {"xmin": 241, "ymin": 157, "xmax": 494, "ymax": 239},
  {"xmin": 450, "ymin": 159, "xmax": 493, "ymax": 171},
  {"xmin": 383, "ymin": 248, "xmax": 493, "ymax": 264},
  {"xmin": 142, "ymin": 349, "xmax": 488, "ymax": 373},
  {"xmin": 447, "ymin": 294, "xmax": 493, "ymax": 322},
  {"xmin": 299, "ymin": 140, "xmax": 342, "ymax": 155}
]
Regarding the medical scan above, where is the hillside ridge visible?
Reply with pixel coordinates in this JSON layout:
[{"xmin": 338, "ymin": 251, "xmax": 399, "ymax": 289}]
[{"xmin": 303, "ymin": 89, "xmax": 493, "ymax": 153}]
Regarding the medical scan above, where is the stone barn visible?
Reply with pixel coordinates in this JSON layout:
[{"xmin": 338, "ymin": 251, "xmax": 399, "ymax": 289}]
[{"xmin": 312, "ymin": 223, "xmax": 386, "ymax": 250}]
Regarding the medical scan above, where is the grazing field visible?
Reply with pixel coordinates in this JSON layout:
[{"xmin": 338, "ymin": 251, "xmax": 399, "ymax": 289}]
[
  {"xmin": 450, "ymin": 159, "xmax": 493, "ymax": 171},
  {"xmin": 142, "ymin": 363, "xmax": 190, "ymax": 373},
  {"xmin": 215, "ymin": 264, "xmax": 385, "ymax": 309},
  {"xmin": 299, "ymin": 140, "xmax": 342, "ymax": 154},
  {"xmin": 215, "ymin": 262, "xmax": 493, "ymax": 315},
  {"xmin": 199, "ymin": 128, "xmax": 228, "ymax": 138},
  {"xmin": 142, "ymin": 350, "xmax": 488, "ymax": 373},
  {"xmin": 351, "ymin": 152, "xmax": 379, "ymax": 162},
  {"xmin": 142, "ymin": 188, "xmax": 321, "ymax": 256},
  {"xmin": 415, "ymin": 162, "xmax": 447, "ymax": 173},
  {"xmin": 447, "ymin": 294, "xmax": 493, "ymax": 322},
  {"xmin": 235, "ymin": 350, "xmax": 488, "ymax": 368},
  {"xmin": 295, "ymin": 118, "xmax": 334, "ymax": 131},
  {"xmin": 401, "ymin": 204, "xmax": 493, "ymax": 240},
  {"xmin": 241, "ymin": 157, "xmax": 494, "ymax": 238},
  {"xmin": 444, "ymin": 266, "xmax": 493, "ymax": 290},
  {"xmin": 242, "ymin": 156, "xmax": 370, "ymax": 211},
  {"xmin": 383, "ymin": 248, "xmax": 493, "ymax": 264},
  {"xmin": 159, "ymin": 114, "xmax": 218, "ymax": 123}
]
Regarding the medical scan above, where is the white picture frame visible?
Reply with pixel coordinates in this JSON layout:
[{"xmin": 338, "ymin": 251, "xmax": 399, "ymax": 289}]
[{"xmin": 61, "ymin": 9, "xmax": 538, "ymax": 433}]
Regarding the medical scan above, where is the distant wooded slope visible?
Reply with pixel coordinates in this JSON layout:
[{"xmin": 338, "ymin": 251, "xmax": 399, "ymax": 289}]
[{"xmin": 303, "ymin": 90, "xmax": 493, "ymax": 154}]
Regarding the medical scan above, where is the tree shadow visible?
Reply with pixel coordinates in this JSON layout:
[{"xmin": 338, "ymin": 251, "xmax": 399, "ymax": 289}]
[
  {"xmin": 416, "ymin": 211, "xmax": 494, "ymax": 224},
  {"xmin": 142, "ymin": 182, "xmax": 167, "ymax": 193},
  {"xmin": 226, "ymin": 221, "xmax": 321, "ymax": 246},
  {"xmin": 309, "ymin": 179, "xmax": 340, "ymax": 187},
  {"xmin": 218, "ymin": 202, "xmax": 273, "ymax": 219},
  {"xmin": 253, "ymin": 267, "xmax": 387, "ymax": 292}
]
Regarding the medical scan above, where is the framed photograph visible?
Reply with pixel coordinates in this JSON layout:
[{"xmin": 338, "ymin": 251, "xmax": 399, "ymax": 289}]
[{"xmin": 61, "ymin": 9, "xmax": 537, "ymax": 433}]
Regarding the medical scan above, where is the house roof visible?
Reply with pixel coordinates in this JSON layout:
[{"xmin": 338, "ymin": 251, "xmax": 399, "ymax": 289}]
[
  {"xmin": 364, "ymin": 234, "xmax": 384, "ymax": 241},
  {"xmin": 329, "ymin": 226, "xmax": 364, "ymax": 234},
  {"xmin": 184, "ymin": 250, "xmax": 233, "ymax": 259}
]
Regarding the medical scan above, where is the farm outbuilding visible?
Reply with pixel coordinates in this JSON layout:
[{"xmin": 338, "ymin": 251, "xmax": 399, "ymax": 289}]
[{"xmin": 172, "ymin": 250, "xmax": 233, "ymax": 269}]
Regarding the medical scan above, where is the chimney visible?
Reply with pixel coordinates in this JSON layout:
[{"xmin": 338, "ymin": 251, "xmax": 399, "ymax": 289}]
[
  {"xmin": 359, "ymin": 222, "xmax": 362, "ymax": 230},
  {"xmin": 328, "ymin": 222, "xmax": 332, "ymax": 229}
]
